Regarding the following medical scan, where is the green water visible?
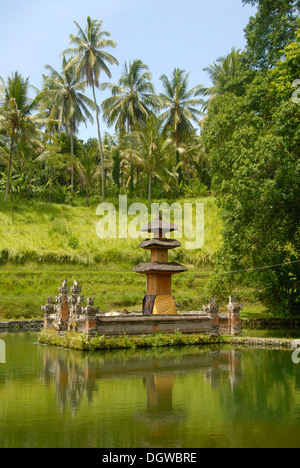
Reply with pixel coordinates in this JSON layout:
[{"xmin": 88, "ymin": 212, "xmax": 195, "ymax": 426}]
[
  {"xmin": 242, "ymin": 329, "xmax": 300, "ymax": 339},
  {"xmin": 1, "ymin": 332, "xmax": 300, "ymax": 448}
]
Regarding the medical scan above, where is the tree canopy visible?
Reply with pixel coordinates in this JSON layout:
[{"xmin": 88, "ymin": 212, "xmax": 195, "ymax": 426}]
[
  {"xmin": 242, "ymin": 0, "xmax": 300, "ymax": 68},
  {"xmin": 202, "ymin": 26, "xmax": 300, "ymax": 314}
]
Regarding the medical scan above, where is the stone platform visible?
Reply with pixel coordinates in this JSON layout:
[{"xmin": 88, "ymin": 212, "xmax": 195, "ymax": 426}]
[
  {"xmin": 77, "ymin": 313, "xmax": 213, "ymax": 336},
  {"xmin": 42, "ymin": 280, "xmax": 242, "ymax": 337}
]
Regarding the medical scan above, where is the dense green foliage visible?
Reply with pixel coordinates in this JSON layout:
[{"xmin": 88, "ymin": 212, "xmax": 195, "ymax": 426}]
[
  {"xmin": 242, "ymin": 0, "xmax": 300, "ymax": 68},
  {"xmin": 202, "ymin": 6, "xmax": 300, "ymax": 314}
]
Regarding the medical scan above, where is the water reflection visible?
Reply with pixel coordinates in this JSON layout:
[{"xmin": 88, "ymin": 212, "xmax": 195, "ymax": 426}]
[
  {"xmin": 40, "ymin": 346, "xmax": 247, "ymax": 447},
  {"xmin": 205, "ymin": 350, "xmax": 243, "ymax": 391},
  {"xmin": 41, "ymin": 345, "xmax": 243, "ymax": 416},
  {"xmin": 1, "ymin": 334, "xmax": 300, "ymax": 447},
  {"xmin": 42, "ymin": 351, "xmax": 98, "ymax": 415},
  {"xmin": 144, "ymin": 374, "xmax": 177, "ymax": 414}
]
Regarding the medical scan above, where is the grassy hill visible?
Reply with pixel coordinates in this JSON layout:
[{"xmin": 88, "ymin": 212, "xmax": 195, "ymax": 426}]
[
  {"xmin": 0, "ymin": 197, "xmax": 221, "ymax": 265},
  {"xmin": 0, "ymin": 197, "xmax": 269, "ymax": 320}
]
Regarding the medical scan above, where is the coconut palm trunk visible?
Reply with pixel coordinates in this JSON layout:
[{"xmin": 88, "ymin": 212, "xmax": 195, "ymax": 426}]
[
  {"xmin": 91, "ymin": 78, "xmax": 105, "ymax": 203},
  {"xmin": 5, "ymin": 128, "xmax": 15, "ymax": 201},
  {"xmin": 40, "ymin": 58, "xmax": 95, "ymax": 197},
  {"xmin": 70, "ymin": 124, "xmax": 74, "ymax": 193},
  {"xmin": 148, "ymin": 169, "xmax": 152, "ymax": 205},
  {"xmin": 1, "ymin": 73, "xmax": 46, "ymax": 202},
  {"xmin": 61, "ymin": 17, "xmax": 119, "ymax": 204},
  {"xmin": 86, "ymin": 186, "xmax": 90, "ymax": 207}
]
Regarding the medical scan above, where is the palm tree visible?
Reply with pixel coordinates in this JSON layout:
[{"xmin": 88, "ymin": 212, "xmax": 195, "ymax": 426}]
[
  {"xmin": 202, "ymin": 48, "xmax": 242, "ymax": 110},
  {"xmin": 0, "ymin": 72, "xmax": 45, "ymax": 200},
  {"xmin": 61, "ymin": 16, "xmax": 119, "ymax": 202},
  {"xmin": 71, "ymin": 147, "xmax": 101, "ymax": 206},
  {"xmin": 159, "ymin": 68, "xmax": 204, "ymax": 148},
  {"xmin": 101, "ymin": 59, "xmax": 160, "ymax": 133},
  {"xmin": 177, "ymin": 131, "xmax": 211, "ymax": 188},
  {"xmin": 39, "ymin": 57, "xmax": 95, "ymax": 192},
  {"xmin": 35, "ymin": 139, "xmax": 70, "ymax": 201},
  {"xmin": 110, "ymin": 131, "xmax": 141, "ymax": 190},
  {"xmin": 130, "ymin": 115, "xmax": 176, "ymax": 204}
]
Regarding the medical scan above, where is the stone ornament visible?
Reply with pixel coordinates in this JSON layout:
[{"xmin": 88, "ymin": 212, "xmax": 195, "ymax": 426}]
[
  {"xmin": 227, "ymin": 295, "xmax": 243, "ymax": 314},
  {"xmin": 54, "ymin": 316, "xmax": 63, "ymax": 331},
  {"xmin": 41, "ymin": 297, "xmax": 55, "ymax": 316},
  {"xmin": 59, "ymin": 279, "xmax": 69, "ymax": 295},
  {"xmin": 70, "ymin": 296, "xmax": 85, "ymax": 320},
  {"xmin": 42, "ymin": 280, "xmax": 100, "ymax": 335},
  {"xmin": 203, "ymin": 296, "xmax": 219, "ymax": 315},
  {"xmin": 83, "ymin": 297, "xmax": 99, "ymax": 317},
  {"xmin": 71, "ymin": 280, "xmax": 82, "ymax": 295}
]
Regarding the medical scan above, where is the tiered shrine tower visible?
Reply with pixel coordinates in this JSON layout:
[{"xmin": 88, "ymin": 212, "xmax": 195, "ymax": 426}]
[{"xmin": 133, "ymin": 212, "xmax": 187, "ymax": 315}]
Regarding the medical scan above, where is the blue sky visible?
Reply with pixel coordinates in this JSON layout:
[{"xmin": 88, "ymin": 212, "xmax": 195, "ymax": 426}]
[{"xmin": 0, "ymin": 0, "xmax": 256, "ymax": 141}]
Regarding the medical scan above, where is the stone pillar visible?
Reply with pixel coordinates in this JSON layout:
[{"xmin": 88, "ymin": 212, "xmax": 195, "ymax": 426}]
[
  {"xmin": 68, "ymin": 297, "xmax": 84, "ymax": 332},
  {"xmin": 203, "ymin": 296, "xmax": 220, "ymax": 335},
  {"xmin": 42, "ymin": 280, "xmax": 100, "ymax": 334},
  {"xmin": 75, "ymin": 296, "xmax": 85, "ymax": 319},
  {"xmin": 68, "ymin": 281, "xmax": 84, "ymax": 321},
  {"xmin": 42, "ymin": 297, "xmax": 55, "ymax": 329},
  {"xmin": 83, "ymin": 298, "xmax": 99, "ymax": 335},
  {"xmin": 227, "ymin": 295, "xmax": 242, "ymax": 336},
  {"xmin": 55, "ymin": 280, "xmax": 70, "ymax": 331}
]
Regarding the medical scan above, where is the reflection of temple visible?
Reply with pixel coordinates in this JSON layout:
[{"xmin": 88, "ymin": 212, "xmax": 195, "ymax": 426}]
[
  {"xmin": 136, "ymin": 351, "xmax": 243, "ymax": 447},
  {"xmin": 134, "ymin": 373, "xmax": 185, "ymax": 448},
  {"xmin": 40, "ymin": 344, "xmax": 243, "ymax": 420},
  {"xmin": 42, "ymin": 349, "xmax": 98, "ymax": 416},
  {"xmin": 145, "ymin": 375, "xmax": 177, "ymax": 413},
  {"xmin": 204, "ymin": 350, "xmax": 243, "ymax": 391}
]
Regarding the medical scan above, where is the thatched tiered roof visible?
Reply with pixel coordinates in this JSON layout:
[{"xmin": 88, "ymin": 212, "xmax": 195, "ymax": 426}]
[
  {"xmin": 141, "ymin": 212, "xmax": 178, "ymax": 237},
  {"xmin": 138, "ymin": 238, "xmax": 182, "ymax": 250},
  {"xmin": 133, "ymin": 262, "xmax": 187, "ymax": 274}
]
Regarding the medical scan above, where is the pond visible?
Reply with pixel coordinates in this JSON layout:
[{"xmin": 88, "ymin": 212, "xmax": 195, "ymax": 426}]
[
  {"xmin": 242, "ymin": 329, "xmax": 300, "ymax": 339},
  {"xmin": 0, "ymin": 332, "xmax": 300, "ymax": 448}
]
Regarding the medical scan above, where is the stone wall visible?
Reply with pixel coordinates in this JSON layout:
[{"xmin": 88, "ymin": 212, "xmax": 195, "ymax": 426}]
[
  {"xmin": 241, "ymin": 318, "xmax": 300, "ymax": 330},
  {"xmin": 77, "ymin": 314, "xmax": 214, "ymax": 336},
  {"xmin": 0, "ymin": 320, "xmax": 43, "ymax": 332},
  {"xmin": 227, "ymin": 336, "xmax": 300, "ymax": 350},
  {"xmin": 203, "ymin": 296, "xmax": 242, "ymax": 336},
  {"xmin": 42, "ymin": 280, "xmax": 217, "ymax": 337}
]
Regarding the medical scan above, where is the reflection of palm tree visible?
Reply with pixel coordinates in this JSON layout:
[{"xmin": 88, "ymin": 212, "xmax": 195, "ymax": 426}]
[
  {"xmin": 62, "ymin": 16, "xmax": 119, "ymax": 202},
  {"xmin": 101, "ymin": 59, "xmax": 160, "ymax": 133},
  {"xmin": 0, "ymin": 72, "xmax": 45, "ymax": 200},
  {"xmin": 40, "ymin": 58, "xmax": 95, "ymax": 192}
]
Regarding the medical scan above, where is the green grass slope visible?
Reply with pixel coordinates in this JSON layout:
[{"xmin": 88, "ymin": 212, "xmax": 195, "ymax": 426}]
[{"xmin": 0, "ymin": 197, "xmax": 221, "ymax": 266}]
